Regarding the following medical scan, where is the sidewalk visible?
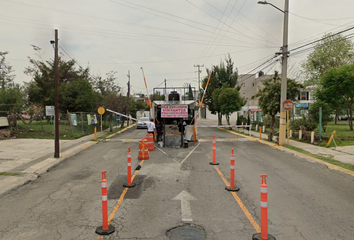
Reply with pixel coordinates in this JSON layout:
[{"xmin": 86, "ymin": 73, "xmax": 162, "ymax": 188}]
[
  {"xmin": 234, "ymin": 126, "xmax": 354, "ymax": 168},
  {"xmin": 0, "ymin": 125, "xmax": 135, "ymax": 197}
]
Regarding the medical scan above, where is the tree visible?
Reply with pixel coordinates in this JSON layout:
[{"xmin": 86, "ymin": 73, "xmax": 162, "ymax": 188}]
[
  {"xmin": 301, "ymin": 33, "xmax": 354, "ymax": 86},
  {"xmin": 252, "ymin": 72, "xmax": 303, "ymax": 141},
  {"xmin": 91, "ymin": 71, "xmax": 120, "ymax": 96},
  {"xmin": 61, "ymin": 78, "xmax": 96, "ymax": 112},
  {"xmin": 217, "ymin": 88, "xmax": 245, "ymax": 125},
  {"xmin": 0, "ymin": 52, "xmax": 25, "ymax": 127},
  {"xmin": 188, "ymin": 84, "xmax": 194, "ymax": 100},
  {"xmin": 24, "ymin": 55, "xmax": 92, "ymax": 111},
  {"xmin": 0, "ymin": 52, "xmax": 15, "ymax": 89},
  {"xmin": 319, "ymin": 64, "xmax": 354, "ymax": 130},
  {"xmin": 201, "ymin": 54, "xmax": 239, "ymax": 125},
  {"xmin": 150, "ymin": 91, "xmax": 165, "ymax": 101},
  {"xmin": 308, "ymin": 100, "xmax": 333, "ymax": 133},
  {"xmin": 129, "ymin": 99, "xmax": 149, "ymax": 119}
]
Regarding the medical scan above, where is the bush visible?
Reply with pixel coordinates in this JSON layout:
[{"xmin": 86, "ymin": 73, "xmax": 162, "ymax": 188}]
[{"xmin": 292, "ymin": 115, "xmax": 318, "ymax": 133}]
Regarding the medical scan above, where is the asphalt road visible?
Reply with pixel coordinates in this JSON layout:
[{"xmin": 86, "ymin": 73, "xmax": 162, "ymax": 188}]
[{"xmin": 0, "ymin": 127, "xmax": 353, "ymax": 240}]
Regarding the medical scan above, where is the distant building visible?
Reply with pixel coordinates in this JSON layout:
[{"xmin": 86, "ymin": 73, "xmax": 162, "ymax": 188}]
[{"xmin": 235, "ymin": 71, "xmax": 274, "ymax": 123}]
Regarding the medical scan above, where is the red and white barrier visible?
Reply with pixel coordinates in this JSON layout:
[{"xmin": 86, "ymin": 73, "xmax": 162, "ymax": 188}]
[
  {"xmin": 209, "ymin": 135, "xmax": 219, "ymax": 165},
  {"xmin": 96, "ymin": 171, "xmax": 115, "ymax": 235},
  {"xmin": 252, "ymin": 174, "xmax": 276, "ymax": 240},
  {"xmin": 123, "ymin": 147, "xmax": 136, "ymax": 188},
  {"xmin": 225, "ymin": 149, "xmax": 239, "ymax": 192}
]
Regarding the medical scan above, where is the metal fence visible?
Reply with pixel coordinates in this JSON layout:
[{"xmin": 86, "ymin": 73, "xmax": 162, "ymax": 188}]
[
  {"xmin": 64, "ymin": 112, "xmax": 120, "ymax": 137},
  {"xmin": 13, "ymin": 111, "xmax": 121, "ymax": 139}
]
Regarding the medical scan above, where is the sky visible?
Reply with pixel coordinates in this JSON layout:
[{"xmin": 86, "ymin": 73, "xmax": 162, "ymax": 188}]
[{"xmin": 2, "ymin": 0, "xmax": 354, "ymax": 96}]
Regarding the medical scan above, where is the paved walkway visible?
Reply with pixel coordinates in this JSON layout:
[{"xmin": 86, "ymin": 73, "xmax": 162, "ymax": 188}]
[{"xmin": 1, "ymin": 120, "xmax": 353, "ymax": 197}]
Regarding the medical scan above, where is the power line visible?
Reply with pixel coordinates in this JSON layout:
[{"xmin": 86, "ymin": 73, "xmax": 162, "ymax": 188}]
[{"xmin": 289, "ymin": 26, "xmax": 354, "ymax": 54}]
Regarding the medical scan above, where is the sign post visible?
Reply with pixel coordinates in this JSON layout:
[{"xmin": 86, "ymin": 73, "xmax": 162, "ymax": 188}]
[
  {"xmin": 282, "ymin": 100, "xmax": 294, "ymax": 145},
  {"xmin": 98, "ymin": 107, "xmax": 105, "ymax": 133}
]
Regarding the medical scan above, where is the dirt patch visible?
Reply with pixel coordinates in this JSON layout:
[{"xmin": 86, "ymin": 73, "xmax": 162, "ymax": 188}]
[{"xmin": 0, "ymin": 129, "xmax": 12, "ymax": 140}]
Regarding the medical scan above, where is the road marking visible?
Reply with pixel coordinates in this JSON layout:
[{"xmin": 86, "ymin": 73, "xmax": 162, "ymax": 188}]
[
  {"xmin": 206, "ymin": 154, "xmax": 211, "ymax": 160},
  {"xmin": 213, "ymin": 166, "xmax": 261, "ymax": 233},
  {"xmin": 97, "ymin": 160, "xmax": 145, "ymax": 239},
  {"xmin": 180, "ymin": 143, "xmax": 200, "ymax": 165},
  {"xmin": 173, "ymin": 190, "xmax": 197, "ymax": 222},
  {"xmin": 156, "ymin": 147, "xmax": 179, "ymax": 164}
]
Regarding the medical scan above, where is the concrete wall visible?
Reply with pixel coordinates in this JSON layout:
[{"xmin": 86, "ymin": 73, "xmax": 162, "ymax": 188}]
[
  {"xmin": 204, "ymin": 108, "xmax": 238, "ymax": 125},
  {"xmin": 0, "ymin": 117, "xmax": 9, "ymax": 127}
]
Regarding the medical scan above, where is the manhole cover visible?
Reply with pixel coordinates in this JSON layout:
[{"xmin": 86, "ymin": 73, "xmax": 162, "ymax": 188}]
[{"xmin": 167, "ymin": 223, "xmax": 206, "ymax": 240}]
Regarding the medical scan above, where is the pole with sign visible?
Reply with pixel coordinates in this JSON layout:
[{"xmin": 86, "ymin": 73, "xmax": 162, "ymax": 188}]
[
  {"xmin": 283, "ymin": 100, "xmax": 294, "ymax": 145},
  {"xmin": 98, "ymin": 107, "xmax": 105, "ymax": 133}
]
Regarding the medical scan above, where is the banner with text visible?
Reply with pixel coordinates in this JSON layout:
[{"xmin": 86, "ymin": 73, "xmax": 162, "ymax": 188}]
[{"xmin": 161, "ymin": 105, "xmax": 188, "ymax": 118}]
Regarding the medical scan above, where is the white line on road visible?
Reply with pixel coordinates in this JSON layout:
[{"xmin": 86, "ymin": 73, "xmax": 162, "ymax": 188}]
[
  {"xmin": 180, "ymin": 142, "xmax": 200, "ymax": 165},
  {"xmin": 173, "ymin": 190, "xmax": 197, "ymax": 222}
]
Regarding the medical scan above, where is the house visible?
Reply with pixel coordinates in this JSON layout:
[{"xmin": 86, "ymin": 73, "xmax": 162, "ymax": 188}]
[{"xmin": 236, "ymin": 71, "xmax": 274, "ymax": 123}]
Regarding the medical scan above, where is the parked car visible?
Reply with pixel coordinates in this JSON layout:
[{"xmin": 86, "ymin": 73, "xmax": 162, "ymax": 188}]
[{"xmin": 137, "ymin": 117, "xmax": 149, "ymax": 129}]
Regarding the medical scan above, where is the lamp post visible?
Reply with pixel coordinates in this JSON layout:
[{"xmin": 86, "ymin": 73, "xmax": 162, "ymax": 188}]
[{"xmin": 258, "ymin": 0, "xmax": 289, "ymax": 146}]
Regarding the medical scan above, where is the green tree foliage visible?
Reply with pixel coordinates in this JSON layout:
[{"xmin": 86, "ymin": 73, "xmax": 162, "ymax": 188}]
[
  {"xmin": 129, "ymin": 99, "xmax": 149, "ymax": 119},
  {"xmin": 217, "ymin": 88, "xmax": 245, "ymax": 125},
  {"xmin": 91, "ymin": 71, "xmax": 121, "ymax": 111},
  {"xmin": 201, "ymin": 54, "xmax": 239, "ymax": 124},
  {"xmin": 62, "ymin": 78, "xmax": 95, "ymax": 112},
  {"xmin": 0, "ymin": 51, "xmax": 15, "ymax": 89},
  {"xmin": 150, "ymin": 91, "xmax": 165, "ymax": 101},
  {"xmin": 319, "ymin": 64, "xmax": 354, "ymax": 130},
  {"xmin": 24, "ymin": 56, "xmax": 93, "ymax": 111},
  {"xmin": 308, "ymin": 101, "xmax": 333, "ymax": 132},
  {"xmin": 252, "ymin": 72, "xmax": 303, "ymax": 141},
  {"xmin": 0, "ymin": 52, "xmax": 25, "ymax": 127},
  {"xmin": 301, "ymin": 33, "xmax": 354, "ymax": 86},
  {"xmin": 188, "ymin": 84, "xmax": 194, "ymax": 100}
]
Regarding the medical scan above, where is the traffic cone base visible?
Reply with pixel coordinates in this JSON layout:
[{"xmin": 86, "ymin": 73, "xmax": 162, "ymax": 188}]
[
  {"xmin": 209, "ymin": 162, "xmax": 219, "ymax": 165},
  {"xmin": 123, "ymin": 183, "xmax": 136, "ymax": 188},
  {"xmin": 252, "ymin": 233, "xmax": 276, "ymax": 240},
  {"xmin": 96, "ymin": 225, "xmax": 115, "ymax": 235},
  {"xmin": 225, "ymin": 186, "xmax": 240, "ymax": 192}
]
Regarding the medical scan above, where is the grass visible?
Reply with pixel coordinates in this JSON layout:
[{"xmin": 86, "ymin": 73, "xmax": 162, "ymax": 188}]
[
  {"xmin": 0, "ymin": 172, "xmax": 20, "ymax": 176},
  {"xmin": 289, "ymin": 121, "xmax": 354, "ymax": 147},
  {"xmin": 12, "ymin": 120, "xmax": 116, "ymax": 140},
  {"xmin": 285, "ymin": 145, "xmax": 354, "ymax": 172}
]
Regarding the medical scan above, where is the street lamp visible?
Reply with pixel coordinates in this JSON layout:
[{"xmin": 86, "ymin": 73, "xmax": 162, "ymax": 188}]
[{"xmin": 258, "ymin": 0, "xmax": 289, "ymax": 146}]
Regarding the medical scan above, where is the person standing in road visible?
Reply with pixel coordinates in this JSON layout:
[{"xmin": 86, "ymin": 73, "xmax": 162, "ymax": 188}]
[
  {"xmin": 178, "ymin": 119, "xmax": 187, "ymax": 147},
  {"xmin": 156, "ymin": 120, "xmax": 163, "ymax": 142},
  {"xmin": 147, "ymin": 118, "xmax": 156, "ymax": 138}
]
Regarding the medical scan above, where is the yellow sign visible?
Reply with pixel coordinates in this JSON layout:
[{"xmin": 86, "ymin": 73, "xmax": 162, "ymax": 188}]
[{"xmin": 98, "ymin": 107, "xmax": 105, "ymax": 115}]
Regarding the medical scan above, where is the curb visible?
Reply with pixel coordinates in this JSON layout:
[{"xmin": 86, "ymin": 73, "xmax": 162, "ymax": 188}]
[{"xmin": 219, "ymin": 127, "xmax": 354, "ymax": 177}]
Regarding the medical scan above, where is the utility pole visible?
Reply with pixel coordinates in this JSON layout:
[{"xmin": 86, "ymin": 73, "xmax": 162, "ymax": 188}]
[
  {"xmin": 194, "ymin": 64, "xmax": 204, "ymax": 119},
  {"xmin": 164, "ymin": 79, "xmax": 167, "ymax": 101},
  {"xmin": 279, "ymin": 0, "xmax": 289, "ymax": 146},
  {"xmin": 127, "ymin": 70, "xmax": 130, "ymax": 126},
  {"xmin": 54, "ymin": 29, "xmax": 59, "ymax": 158}
]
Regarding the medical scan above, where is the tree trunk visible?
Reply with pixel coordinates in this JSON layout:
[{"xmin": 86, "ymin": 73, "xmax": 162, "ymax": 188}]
[
  {"xmin": 335, "ymin": 112, "xmax": 338, "ymax": 124},
  {"xmin": 217, "ymin": 112, "xmax": 222, "ymax": 125},
  {"xmin": 226, "ymin": 115, "xmax": 230, "ymax": 126},
  {"xmin": 269, "ymin": 115, "xmax": 275, "ymax": 141},
  {"xmin": 349, "ymin": 107, "xmax": 353, "ymax": 131},
  {"xmin": 120, "ymin": 119, "xmax": 125, "ymax": 128}
]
